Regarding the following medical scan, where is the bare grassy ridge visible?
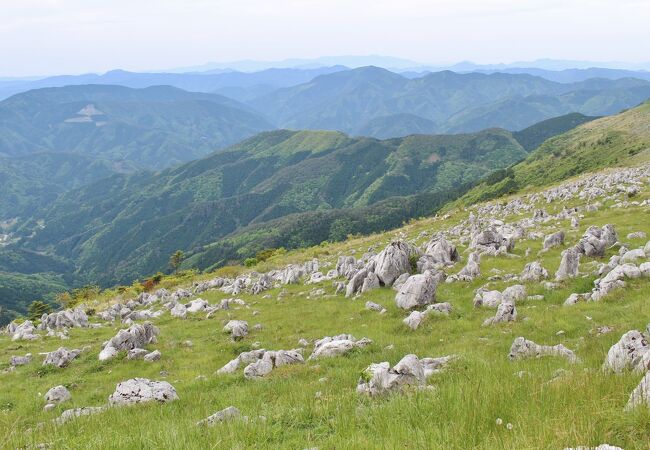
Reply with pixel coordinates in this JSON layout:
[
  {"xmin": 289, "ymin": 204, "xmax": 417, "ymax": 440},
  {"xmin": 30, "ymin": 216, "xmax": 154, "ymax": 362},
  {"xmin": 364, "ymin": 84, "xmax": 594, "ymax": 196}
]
[{"xmin": 2, "ymin": 172, "xmax": 650, "ymax": 449}]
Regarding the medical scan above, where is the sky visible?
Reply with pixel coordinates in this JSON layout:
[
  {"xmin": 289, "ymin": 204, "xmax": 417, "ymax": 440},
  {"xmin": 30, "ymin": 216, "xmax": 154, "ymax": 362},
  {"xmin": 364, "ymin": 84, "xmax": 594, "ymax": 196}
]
[{"xmin": 1, "ymin": 0, "xmax": 649, "ymax": 76}]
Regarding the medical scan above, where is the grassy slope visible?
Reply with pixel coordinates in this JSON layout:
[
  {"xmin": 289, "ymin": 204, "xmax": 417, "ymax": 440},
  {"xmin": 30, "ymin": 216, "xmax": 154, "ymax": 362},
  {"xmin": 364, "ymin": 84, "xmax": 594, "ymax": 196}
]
[
  {"xmin": 461, "ymin": 100, "xmax": 650, "ymax": 205},
  {"xmin": 2, "ymin": 168, "xmax": 650, "ymax": 448}
]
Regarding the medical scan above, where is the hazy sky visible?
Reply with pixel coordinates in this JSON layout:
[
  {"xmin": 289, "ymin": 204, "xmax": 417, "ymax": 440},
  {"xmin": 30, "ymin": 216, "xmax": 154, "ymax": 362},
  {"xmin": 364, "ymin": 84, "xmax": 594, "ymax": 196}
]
[{"xmin": 1, "ymin": 0, "xmax": 648, "ymax": 76}]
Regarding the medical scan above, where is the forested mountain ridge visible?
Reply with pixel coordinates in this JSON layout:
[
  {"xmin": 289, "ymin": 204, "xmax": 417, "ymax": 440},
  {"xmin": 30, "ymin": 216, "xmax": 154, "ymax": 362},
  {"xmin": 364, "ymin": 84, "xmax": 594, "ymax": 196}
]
[{"xmin": 14, "ymin": 127, "xmax": 528, "ymax": 285}]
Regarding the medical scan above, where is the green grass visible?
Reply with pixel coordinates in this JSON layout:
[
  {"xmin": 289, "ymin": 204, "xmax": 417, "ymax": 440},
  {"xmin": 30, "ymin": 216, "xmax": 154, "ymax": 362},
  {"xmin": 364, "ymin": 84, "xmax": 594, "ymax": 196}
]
[{"xmin": 2, "ymin": 171, "xmax": 650, "ymax": 449}]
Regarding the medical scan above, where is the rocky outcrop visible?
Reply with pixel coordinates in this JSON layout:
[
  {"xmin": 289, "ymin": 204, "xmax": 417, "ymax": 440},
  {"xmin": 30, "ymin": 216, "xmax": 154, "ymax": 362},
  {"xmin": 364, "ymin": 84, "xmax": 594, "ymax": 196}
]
[
  {"xmin": 482, "ymin": 301, "xmax": 516, "ymax": 326},
  {"xmin": 423, "ymin": 237, "xmax": 459, "ymax": 266},
  {"xmin": 8, "ymin": 320, "xmax": 40, "ymax": 341},
  {"xmin": 455, "ymin": 252, "xmax": 481, "ymax": 281},
  {"xmin": 555, "ymin": 248, "xmax": 580, "ymax": 281},
  {"xmin": 395, "ymin": 270, "xmax": 437, "ymax": 310},
  {"xmin": 373, "ymin": 241, "xmax": 417, "ymax": 286},
  {"xmin": 603, "ymin": 330, "xmax": 650, "ymax": 373},
  {"xmin": 470, "ymin": 229, "xmax": 514, "ymax": 255},
  {"xmin": 626, "ymin": 371, "xmax": 650, "ymax": 411},
  {"xmin": 223, "ymin": 320, "xmax": 249, "ymax": 341},
  {"xmin": 543, "ymin": 231, "xmax": 565, "ymax": 250},
  {"xmin": 42, "ymin": 347, "xmax": 82, "ymax": 368},
  {"xmin": 357, "ymin": 354, "xmax": 455, "ymax": 396},
  {"xmin": 473, "ymin": 289, "xmax": 503, "ymax": 308},
  {"xmin": 218, "ymin": 349, "xmax": 304, "ymax": 378},
  {"xmin": 576, "ymin": 224, "xmax": 618, "ymax": 257},
  {"xmin": 45, "ymin": 385, "xmax": 71, "ymax": 405},
  {"xmin": 10, "ymin": 353, "xmax": 32, "ymax": 366},
  {"xmin": 108, "ymin": 378, "xmax": 178, "ymax": 406},
  {"xmin": 99, "ymin": 322, "xmax": 159, "ymax": 361},
  {"xmin": 39, "ymin": 307, "xmax": 89, "ymax": 330},
  {"xmin": 520, "ymin": 261, "xmax": 549, "ymax": 282}
]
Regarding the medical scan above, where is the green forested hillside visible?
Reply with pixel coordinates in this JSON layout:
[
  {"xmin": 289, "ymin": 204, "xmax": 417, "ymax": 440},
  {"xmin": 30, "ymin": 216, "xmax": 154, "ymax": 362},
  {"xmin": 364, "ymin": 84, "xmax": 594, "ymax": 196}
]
[
  {"xmin": 512, "ymin": 112, "xmax": 599, "ymax": 150},
  {"xmin": 0, "ymin": 84, "xmax": 273, "ymax": 169},
  {"xmin": 0, "ymin": 271, "xmax": 68, "ymax": 323},
  {"xmin": 16, "ymin": 128, "xmax": 527, "ymax": 285},
  {"xmin": 0, "ymin": 152, "xmax": 136, "ymax": 218}
]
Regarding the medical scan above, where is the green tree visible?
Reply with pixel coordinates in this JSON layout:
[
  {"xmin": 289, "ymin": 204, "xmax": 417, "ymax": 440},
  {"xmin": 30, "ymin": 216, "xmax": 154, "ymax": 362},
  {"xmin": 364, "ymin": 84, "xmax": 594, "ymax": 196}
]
[
  {"xmin": 28, "ymin": 300, "xmax": 51, "ymax": 321},
  {"xmin": 169, "ymin": 250, "xmax": 185, "ymax": 273}
]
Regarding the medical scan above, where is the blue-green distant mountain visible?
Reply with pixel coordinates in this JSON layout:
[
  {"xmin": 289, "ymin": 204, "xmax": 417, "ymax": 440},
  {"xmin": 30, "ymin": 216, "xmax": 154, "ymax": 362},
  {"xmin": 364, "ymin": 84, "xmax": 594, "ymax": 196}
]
[
  {"xmin": 0, "ymin": 84, "xmax": 274, "ymax": 168},
  {"xmin": 0, "ymin": 66, "xmax": 347, "ymax": 101},
  {"xmin": 249, "ymin": 67, "xmax": 650, "ymax": 135}
]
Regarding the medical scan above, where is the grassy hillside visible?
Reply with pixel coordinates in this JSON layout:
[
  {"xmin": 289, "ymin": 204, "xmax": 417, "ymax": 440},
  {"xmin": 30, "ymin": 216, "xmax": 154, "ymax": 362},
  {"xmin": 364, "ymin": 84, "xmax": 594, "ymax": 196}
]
[
  {"xmin": 1, "ymin": 162, "xmax": 649, "ymax": 448},
  {"xmin": 0, "ymin": 84, "xmax": 274, "ymax": 169},
  {"xmin": 461, "ymin": 100, "xmax": 650, "ymax": 205},
  {"xmin": 15, "ymin": 128, "xmax": 526, "ymax": 285},
  {"xmin": 249, "ymin": 67, "xmax": 650, "ymax": 135}
]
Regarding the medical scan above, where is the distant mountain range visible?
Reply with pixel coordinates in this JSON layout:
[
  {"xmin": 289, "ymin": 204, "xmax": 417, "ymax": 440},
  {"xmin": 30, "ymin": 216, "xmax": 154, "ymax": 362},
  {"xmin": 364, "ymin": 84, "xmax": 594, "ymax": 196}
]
[
  {"xmin": 248, "ymin": 67, "xmax": 650, "ymax": 136},
  {"xmin": 0, "ymin": 66, "xmax": 348, "ymax": 101}
]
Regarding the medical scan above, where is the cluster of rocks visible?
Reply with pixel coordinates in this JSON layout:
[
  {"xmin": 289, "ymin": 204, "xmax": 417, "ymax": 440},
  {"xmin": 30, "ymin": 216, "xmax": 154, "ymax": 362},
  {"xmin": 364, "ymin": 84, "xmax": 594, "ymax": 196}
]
[
  {"xmin": 39, "ymin": 307, "xmax": 89, "ymax": 330},
  {"xmin": 6, "ymin": 320, "xmax": 40, "ymax": 341},
  {"xmin": 564, "ymin": 240, "xmax": 650, "ymax": 305},
  {"xmin": 217, "ymin": 348, "xmax": 304, "ymax": 378},
  {"xmin": 473, "ymin": 285, "xmax": 526, "ymax": 308},
  {"xmin": 98, "ymin": 322, "xmax": 159, "ymax": 361},
  {"xmin": 357, "ymin": 354, "xmax": 456, "ymax": 396},
  {"xmin": 41, "ymin": 347, "xmax": 83, "ymax": 368}
]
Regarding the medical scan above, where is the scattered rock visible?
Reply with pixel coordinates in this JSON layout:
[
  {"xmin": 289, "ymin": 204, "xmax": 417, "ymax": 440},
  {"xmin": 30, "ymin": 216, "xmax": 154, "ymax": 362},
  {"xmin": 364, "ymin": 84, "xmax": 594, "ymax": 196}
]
[
  {"xmin": 310, "ymin": 335, "xmax": 371, "ymax": 359},
  {"xmin": 508, "ymin": 337, "xmax": 578, "ymax": 363},
  {"xmin": 543, "ymin": 231, "xmax": 565, "ymax": 250},
  {"xmin": 108, "ymin": 378, "xmax": 178, "ymax": 406},
  {"xmin": 556, "ymin": 248, "xmax": 580, "ymax": 281},
  {"xmin": 42, "ymin": 347, "xmax": 82, "ymax": 368},
  {"xmin": 357, "ymin": 354, "xmax": 455, "ymax": 396},
  {"xmin": 196, "ymin": 406, "xmax": 241, "ymax": 426},
  {"xmin": 45, "ymin": 385, "xmax": 71, "ymax": 404},
  {"xmin": 223, "ymin": 320, "xmax": 249, "ymax": 341},
  {"xmin": 626, "ymin": 371, "xmax": 650, "ymax": 411},
  {"xmin": 395, "ymin": 270, "xmax": 437, "ymax": 310},
  {"xmin": 482, "ymin": 301, "xmax": 516, "ymax": 326},
  {"xmin": 365, "ymin": 301, "xmax": 387, "ymax": 314},
  {"xmin": 603, "ymin": 330, "xmax": 650, "ymax": 372},
  {"xmin": 55, "ymin": 406, "xmax": 106, "ymax": 425},
  {"xmin": 520, "ymin": 261, "xmax": 549, "ymax": 282},
  {"xmin": 10, "ymin": 353, "xmax": 32, "ymax": 366}
]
